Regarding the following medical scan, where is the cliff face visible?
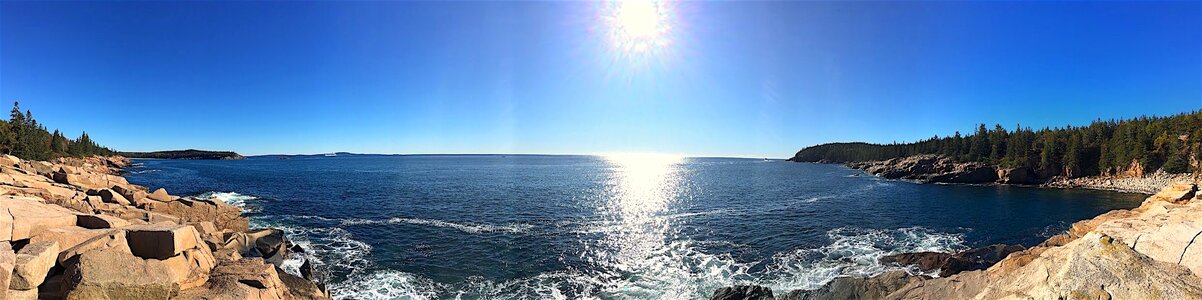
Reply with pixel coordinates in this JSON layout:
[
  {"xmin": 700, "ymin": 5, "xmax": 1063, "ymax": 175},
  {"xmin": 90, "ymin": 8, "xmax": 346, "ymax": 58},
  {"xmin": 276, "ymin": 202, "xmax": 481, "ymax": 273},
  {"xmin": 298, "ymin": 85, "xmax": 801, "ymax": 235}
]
[
  {"xmin": 847, "ymin": 154, "xmax": 999, "ymax": 184},
  {"xmin": 711, "ymin": 182, "xmax": 1202, "ymax": 300},
  {"xmin": 0, "ymin": 155, "xmax": 326, "ymax": 299}
]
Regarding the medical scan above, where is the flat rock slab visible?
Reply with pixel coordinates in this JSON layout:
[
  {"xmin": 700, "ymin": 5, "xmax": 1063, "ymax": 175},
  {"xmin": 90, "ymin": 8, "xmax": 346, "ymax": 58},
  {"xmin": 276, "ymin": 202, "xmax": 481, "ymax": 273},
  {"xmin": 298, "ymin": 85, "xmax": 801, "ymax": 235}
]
[
  {"xmin": 125, "ymin": 224, "xmax": 201, "ymax": 260},
  {"xmin": 4, "ymin": 196, "xmax": 78, "ymax": 241}
]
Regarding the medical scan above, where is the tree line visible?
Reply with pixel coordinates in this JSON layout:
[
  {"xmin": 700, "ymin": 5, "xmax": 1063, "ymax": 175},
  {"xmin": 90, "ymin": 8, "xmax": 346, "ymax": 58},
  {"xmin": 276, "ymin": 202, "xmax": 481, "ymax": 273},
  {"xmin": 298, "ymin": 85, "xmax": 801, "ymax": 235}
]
[
  {"xmin": 790, "ymin": 110, "xmax": 1202, "ymax": 177},
  {"xmin": 0, "ymin": 101, "xmax": 113, "ymax": 161}
]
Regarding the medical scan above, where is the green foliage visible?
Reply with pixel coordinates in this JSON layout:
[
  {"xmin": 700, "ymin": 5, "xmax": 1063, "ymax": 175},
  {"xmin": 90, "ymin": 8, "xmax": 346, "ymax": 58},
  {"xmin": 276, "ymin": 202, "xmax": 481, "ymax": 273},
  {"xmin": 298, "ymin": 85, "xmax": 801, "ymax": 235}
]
[
  {"xmin": 791, "ymin": 110, "xmax": 1202, "ymax": 177},
  {"xmin": 0, "ymin": 101, "xmax": 113, "ymax": 160}
]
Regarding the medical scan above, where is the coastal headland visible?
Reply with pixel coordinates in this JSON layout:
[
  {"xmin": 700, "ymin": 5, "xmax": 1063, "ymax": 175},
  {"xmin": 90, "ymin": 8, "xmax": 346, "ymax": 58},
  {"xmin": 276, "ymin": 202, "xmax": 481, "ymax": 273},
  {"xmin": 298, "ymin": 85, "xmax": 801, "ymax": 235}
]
[{"xmin": 0, "ymin": 154, "xmax": 326, "ymax": 299}]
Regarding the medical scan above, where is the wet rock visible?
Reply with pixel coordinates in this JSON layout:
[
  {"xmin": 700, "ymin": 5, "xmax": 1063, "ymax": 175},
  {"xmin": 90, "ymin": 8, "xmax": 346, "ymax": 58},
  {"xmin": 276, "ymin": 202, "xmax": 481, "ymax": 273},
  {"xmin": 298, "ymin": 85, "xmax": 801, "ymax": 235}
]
[
  {"xmin": 880, "ymin": 244, "xmax": 1024, "ymax": 277},
  {"xmin": 711, "ymin": 285, "xmax": 775, "ymax": 300},
  {"xmin": 783, "ymin": 271, "xmax": 924, "ymax": 300}
]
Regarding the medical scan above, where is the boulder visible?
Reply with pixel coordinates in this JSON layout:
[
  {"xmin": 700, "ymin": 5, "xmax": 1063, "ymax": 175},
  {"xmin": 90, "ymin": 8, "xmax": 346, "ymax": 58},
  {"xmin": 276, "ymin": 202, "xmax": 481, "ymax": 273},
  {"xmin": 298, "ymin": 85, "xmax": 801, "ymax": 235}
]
[
  {"xmin": 1149, "ymin": 182, "xmax": 1198, "ymax": 203},
  {"xmin": 783, "ymin": 271, "xmax": 925, "ymax": 300},
  {"xmin": 147, "ymin": 188, "xmax": 176, "ymax": 202},
  {"xmin": 224, "ymin": 229, "xmax": 288, "ymax": 266},
  {"xmin": 4, "ymin": 196, "xmax": 78, "ymax": 241},
  {"xmin": 161, "ymin": 247, "xmax": 216, "ymax": 290},
  {"xmin": 77, "ymin": 214, "xmax": 130, "ymax": 229},
  {"xmin": 62, "ymin": 248, "xmax": 179, "ymax": 300},
  {"xmin": 57, "ymin": 230, "xmax": 130, "ymax": 265},
  {"xmin": 880, "ymin": 244, "xmax": 1024, "ymax": 277},
  {"xmin": 11, "ymin": 241, "xmax": 59, "ymax": 290},
  {"xmin": 29, "ymin": 227, "xmax": 115, "ymax": 261},
  {"xmin": 146, "ymin": 198, "xmax": 247, "ymax": 232},
  {"xmin": 279, "ymin": 271, "xmax": 328, "ymax": 300},
  {"xmin": 0, "ymin": 243, "xmax": 15, "ymax": 292},
  {"xmin": 124, "ymin": 224, "xmax": 202, "ymax": 260},
  {"xmin": 711, "ymin": 285, "xmax": 774, "ymax": 300},
  {"xmin": 176, "ymin": 258, "xmax": 287, "ymax": 300},
  {"xmin": 96, "ymin": 189, "xmax": 131, "ymax": 206}
]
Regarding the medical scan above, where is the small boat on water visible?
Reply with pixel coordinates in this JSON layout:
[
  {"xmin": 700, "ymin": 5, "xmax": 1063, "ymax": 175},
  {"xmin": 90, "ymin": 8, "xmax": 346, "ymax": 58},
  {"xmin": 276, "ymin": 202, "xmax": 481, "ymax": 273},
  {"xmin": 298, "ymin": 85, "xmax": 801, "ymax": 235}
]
[{"xmin": 324, "ymin": 153, "xmax": 336, "ymax": 157}]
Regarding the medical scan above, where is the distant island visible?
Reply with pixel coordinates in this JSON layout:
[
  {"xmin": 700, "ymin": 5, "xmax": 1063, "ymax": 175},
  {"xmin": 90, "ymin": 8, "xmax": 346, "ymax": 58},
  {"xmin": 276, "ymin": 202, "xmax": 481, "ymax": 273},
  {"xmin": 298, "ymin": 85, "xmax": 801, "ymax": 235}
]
[{"xmin": 119, "ymin": 149, "xmax": 246, "ymax": 160}]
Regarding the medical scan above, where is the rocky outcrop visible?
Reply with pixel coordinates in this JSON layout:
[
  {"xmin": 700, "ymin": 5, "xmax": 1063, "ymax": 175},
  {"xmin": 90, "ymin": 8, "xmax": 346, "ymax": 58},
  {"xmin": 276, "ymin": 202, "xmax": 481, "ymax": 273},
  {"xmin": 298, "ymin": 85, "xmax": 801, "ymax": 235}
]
[
  {"xmin": 0, "ymin": 155, "xmax": 328, "ymax": 299},
  {"xmin": 711, "ymin": 285, "xmax": 775, "ymax": 300},
  {"xmin": 713, "ymin": 181, "xmax": 1202, "ymax": 299},
  {"xmin": 879, "ymin": 244, "xmax": 1024, "ymax": 277},
  {"xmin": 848, "ymin": 154, "xmax": 998, "ymax": 183},
  {"xmin": 781, "ymin": 271, "xmax": 923, "ymax": 300}
]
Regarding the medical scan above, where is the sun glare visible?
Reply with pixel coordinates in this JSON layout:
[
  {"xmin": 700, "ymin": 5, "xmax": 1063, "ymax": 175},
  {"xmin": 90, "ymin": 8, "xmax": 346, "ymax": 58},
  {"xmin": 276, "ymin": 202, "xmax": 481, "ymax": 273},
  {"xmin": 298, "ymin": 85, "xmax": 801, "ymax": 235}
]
[{"xmin": 603, "ymin": 0, "xmax": 673, "ymax": 57}]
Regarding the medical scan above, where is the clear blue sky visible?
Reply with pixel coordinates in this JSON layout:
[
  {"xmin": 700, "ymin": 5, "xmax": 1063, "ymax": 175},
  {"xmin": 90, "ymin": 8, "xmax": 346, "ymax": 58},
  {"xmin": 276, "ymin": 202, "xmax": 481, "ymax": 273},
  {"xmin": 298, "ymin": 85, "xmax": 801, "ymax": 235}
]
[{"xmin": 2, "ymin": 1, "xmax": 1199, "ymax": 157}]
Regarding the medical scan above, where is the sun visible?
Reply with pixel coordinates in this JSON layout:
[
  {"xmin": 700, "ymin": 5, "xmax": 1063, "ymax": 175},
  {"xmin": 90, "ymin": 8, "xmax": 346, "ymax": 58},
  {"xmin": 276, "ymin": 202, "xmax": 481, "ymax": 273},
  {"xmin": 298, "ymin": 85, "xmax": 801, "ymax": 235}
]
[{"xmin": 602, "ymin": 0, "xmax": 673, "ymax": 57}]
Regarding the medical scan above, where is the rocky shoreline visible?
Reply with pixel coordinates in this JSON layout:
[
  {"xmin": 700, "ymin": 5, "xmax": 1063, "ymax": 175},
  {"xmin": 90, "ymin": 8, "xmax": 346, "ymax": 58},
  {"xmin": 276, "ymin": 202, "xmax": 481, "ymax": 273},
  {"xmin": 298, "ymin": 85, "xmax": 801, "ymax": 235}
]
[
  {"xmin": 711, "ymin": 180, "xmax": 1202, "ymax": 299},
  {"xmin": 0, "ymin": 155, "xmax": 327, "ymax": 299},
  {"xmin": 838, "ymin": 154, "xmax": 1191, "ymax": 194}
]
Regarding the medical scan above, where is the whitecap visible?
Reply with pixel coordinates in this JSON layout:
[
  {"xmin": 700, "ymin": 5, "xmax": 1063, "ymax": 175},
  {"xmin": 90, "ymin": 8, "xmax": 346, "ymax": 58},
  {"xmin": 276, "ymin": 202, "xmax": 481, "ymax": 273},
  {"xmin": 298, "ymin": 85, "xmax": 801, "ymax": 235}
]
[
  {"xmin": 761, "ymin": 226, "xmax": 965, "ymax": 291},
  {"xmin": 340, "ymin": 217, "xmax": 533, "ymax": 234},
  {"xmin": 195, "ymin": 191, "xmax": 261, "ymax": 212}
]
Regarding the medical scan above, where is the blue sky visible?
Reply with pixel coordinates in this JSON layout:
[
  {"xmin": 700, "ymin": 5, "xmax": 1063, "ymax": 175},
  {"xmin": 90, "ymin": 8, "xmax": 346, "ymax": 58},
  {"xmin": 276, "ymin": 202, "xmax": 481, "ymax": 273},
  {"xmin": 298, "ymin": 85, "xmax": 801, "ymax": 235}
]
[{"xmin": 1, "ymin": 1, "xmax": 1199, "ymax": 157}]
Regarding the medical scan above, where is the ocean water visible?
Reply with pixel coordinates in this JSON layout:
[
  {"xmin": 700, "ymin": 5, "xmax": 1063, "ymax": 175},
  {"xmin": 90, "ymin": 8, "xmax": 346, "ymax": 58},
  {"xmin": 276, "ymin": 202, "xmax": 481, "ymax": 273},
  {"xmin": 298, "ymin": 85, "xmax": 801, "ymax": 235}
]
[{"xmin": 122, "ymin": 155, "xmax": 1145, "ymax": 299}]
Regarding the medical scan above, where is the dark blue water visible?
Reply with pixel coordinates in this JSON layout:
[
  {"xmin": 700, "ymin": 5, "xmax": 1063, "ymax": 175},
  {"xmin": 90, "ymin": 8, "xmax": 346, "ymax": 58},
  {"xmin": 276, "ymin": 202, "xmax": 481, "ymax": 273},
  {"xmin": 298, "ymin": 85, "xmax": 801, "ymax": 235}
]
[{"xmin": 122, "ymin": 155, "xmax": 1144, "ymax": 299}]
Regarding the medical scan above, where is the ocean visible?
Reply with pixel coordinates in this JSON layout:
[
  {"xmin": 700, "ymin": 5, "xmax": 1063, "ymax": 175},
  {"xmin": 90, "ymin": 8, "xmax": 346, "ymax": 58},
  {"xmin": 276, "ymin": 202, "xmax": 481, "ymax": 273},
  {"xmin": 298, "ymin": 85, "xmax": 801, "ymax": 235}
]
[{"xmin": 122, "ymin": 155, "xmax": 1145, "ymax": 299}]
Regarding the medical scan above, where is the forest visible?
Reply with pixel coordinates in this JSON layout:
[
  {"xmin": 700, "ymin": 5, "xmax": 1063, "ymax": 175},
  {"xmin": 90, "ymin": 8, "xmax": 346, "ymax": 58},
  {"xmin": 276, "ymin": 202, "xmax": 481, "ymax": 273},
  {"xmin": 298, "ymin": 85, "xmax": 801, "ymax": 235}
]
[
  {"xmin": 790, "ymin": 110, "xmax": 1202, "ymax": 177},
  {"xmin": 0, "ymin": 101, "xmax": 113, "ymax": 161}
]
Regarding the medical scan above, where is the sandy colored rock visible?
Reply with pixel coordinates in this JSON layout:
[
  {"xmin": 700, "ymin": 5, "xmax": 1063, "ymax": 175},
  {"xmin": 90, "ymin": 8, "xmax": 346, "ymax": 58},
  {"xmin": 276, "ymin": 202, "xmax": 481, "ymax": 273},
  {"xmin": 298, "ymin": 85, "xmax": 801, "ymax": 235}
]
[
  {"xmin": 147, "ymin": 198, "xmax": 247, "ymax": 233},
  {"xmin": 96, "ymin": 189, "xmax": 131, "ymax": 206},
  {"xmin": 57, "ymin": 229, "xmax": 130, "ymax": 265},
  {"xmin": 147, "ymin": 188, "xmax": 175, "ymax": 202},
  {"xmin": 77, "ymin": 214, "xmax": 130, "ymax": 229},
  {"xmin": 125, "ymin": 224, "xmax": 202, "ymax": 259},
  {"xmin": 6, "ymin": 288, "xmax": 36, "ymax": 300},
  {"xmin": 11, "ymin": 241, "xmax": 59, "ymax": 290},
  {"xmin": 4, "ymin": 196, "xmax": 78, "ymax": 241},
  {"xmin": 0, "ymin": 243, "xmax": 14, "ymax": 293},
  {"xmin": 29, "ymin": 227, "xmax": 114, "ymax": 263},
  {"xmin": 177, "ymin": 258, "xmax": 287, "ymax": 300},
  {"xmin": 62, "ymin": 247, "xmax": 179, "ymax": 300},
  {"xmin": 886, "ymin": 233, "xmax": 1202, "ymax": 299}
]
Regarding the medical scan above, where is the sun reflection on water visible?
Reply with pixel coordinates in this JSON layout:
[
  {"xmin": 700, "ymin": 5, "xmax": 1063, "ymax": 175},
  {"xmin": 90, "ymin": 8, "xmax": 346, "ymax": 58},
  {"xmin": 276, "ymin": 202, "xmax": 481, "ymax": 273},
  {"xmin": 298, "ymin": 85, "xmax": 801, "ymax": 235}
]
[{"xmin": 593, "ymin": 153, "xmax": 701, "ymax": 297}]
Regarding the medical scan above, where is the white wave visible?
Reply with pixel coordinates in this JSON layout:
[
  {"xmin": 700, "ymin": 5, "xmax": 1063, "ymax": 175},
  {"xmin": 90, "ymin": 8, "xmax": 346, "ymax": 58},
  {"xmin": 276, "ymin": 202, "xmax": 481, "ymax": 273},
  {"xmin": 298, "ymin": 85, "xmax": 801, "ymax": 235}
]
[
  {"xmin": 195, "ymin": 191, "xmax": 260, "ymax": 212},
  {"xmin": 761, "ymin": 226, "xmax": 965, "ymax": 291},
  {"xmin": 330, "ymin": 270, "xmax": 445, "ymax": 300},
  {"xmin": 125, "ymin": 169, "xmax": 159, "ymax": 174},
  {"xmin": 800, "ymin": 195, "xmax": 837, "ymax": 203},
  {"xmin": 341, "ymin": 217, "xmax": 533, "ymax": 234}
]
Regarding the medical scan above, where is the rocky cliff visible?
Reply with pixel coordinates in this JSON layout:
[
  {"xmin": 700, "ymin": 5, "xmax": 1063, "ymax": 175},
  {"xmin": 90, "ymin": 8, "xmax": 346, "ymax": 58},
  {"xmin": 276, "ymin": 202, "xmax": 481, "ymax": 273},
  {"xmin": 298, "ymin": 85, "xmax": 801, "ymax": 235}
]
[
  {"xmin": 711, "ymin": 181, "xmax": 1202, "ymax": 300},
  {"xmin": 842, "ymin": 154, "xmax": 1191, "ymax": 193},
  {"xmin": 0, "ymin": 155, "xmax": 326, "ymax": 299}
]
